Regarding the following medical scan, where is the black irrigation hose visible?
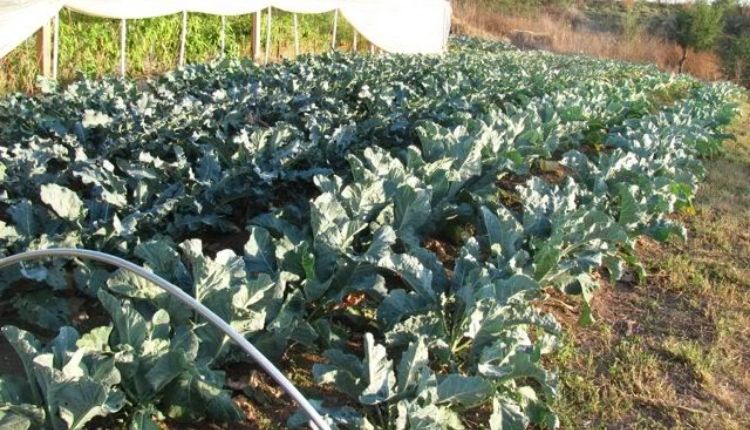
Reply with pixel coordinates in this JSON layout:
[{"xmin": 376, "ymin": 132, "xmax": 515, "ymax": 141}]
[{"xmin": 0, "ymin": 248, "xmax": 330, "ymax": 430}]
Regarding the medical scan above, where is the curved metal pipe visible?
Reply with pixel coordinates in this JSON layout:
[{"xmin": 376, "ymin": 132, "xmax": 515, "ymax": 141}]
[{"xmin": 0, "ymin": 248, "xmax": 330, "ymax": 430}]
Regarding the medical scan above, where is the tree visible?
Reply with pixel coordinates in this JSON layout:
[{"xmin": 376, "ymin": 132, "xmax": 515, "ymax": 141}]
[
  {"xmin": 716, "ymin": 0, "xmax": 750, "ymax": 86},
  {"xmin": 670, "ymin": 0, "xmax": 724, "ymax": 74},
  {"xmin": 725, "ymin": 34, "xmax": 750, "ymax": 85}
]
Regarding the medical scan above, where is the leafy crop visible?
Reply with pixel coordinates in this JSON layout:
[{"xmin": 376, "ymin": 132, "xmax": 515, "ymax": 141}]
[{"xmin": 0, "ymin": 37, "xmax": 740, "ymax": 429}]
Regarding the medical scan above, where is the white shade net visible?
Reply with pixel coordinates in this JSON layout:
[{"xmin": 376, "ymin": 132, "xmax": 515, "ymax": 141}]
[
  {"xmin": 0, "ymin": 0, "xmax": 452, "ymax": 60},
  {"xmin": 342, "ymin": 0, "xmax": 451, "ymax": 54},
  {"xmin": 0, "ymin": 0, "xmax": 60, "ymax": 59}
]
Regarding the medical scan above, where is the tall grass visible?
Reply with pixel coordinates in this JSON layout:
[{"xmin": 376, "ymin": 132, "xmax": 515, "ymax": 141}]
[{"xmin": 0, "ymin": 9, "xmax": 371, "ymax": 94}]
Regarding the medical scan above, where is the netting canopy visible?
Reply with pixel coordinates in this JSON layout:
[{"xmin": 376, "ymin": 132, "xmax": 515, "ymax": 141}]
[{"xmin": 0, "ymin": 0, "xmax": 452, "ymax": 62}]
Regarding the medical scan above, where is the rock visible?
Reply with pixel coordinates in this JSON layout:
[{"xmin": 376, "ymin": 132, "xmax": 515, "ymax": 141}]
[
  {"xmin": 509, "ymin": 30, "xmax": 555, "ymax": 51},
  {"xmin": 613, "ymin": 319, "xmax": 641, "ymax": 337}
]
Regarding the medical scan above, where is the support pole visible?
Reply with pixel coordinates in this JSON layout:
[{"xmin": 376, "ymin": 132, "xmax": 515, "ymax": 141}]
[
  {"xmin": 52, "ymin": 14, "xmax": 59, "ymax": 80},
  {"xmin": 119, "ymin": 19, "xmax": 127, "ymax": 77},
  {"xmin": 442, "ymin": 3, "xmax": 450, "ymax": 53},
  {"xmin": 36, "ymin": 21, "xmax": 52, "ymax": 77},
  {"xmin": 264, "ymin": 7, "xmax": 272, "ymax": 65},
  {"xmin": 220, "ymin": 16, "xmax": 226, "ymax": 58},
  {"xmin": 179, "ymin": 11, "xmax": 188, "ymax": 67},
  {"xmin": 331, "ymin": 9, "xmax": 338, "ymax": 50},
  {"xmin": 293, "ymin": 14, "xmax": 299, "ymax": 57},
  {"xmin": 353, "ymin": 31, "xmax": 358, "ymax": 52},
  {"xmin": 251, "ymin": 11, "xmax": 261, "ymax": 62}
]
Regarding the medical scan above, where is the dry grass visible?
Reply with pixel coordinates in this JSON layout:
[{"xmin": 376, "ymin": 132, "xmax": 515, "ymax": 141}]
[{"xmin": 452, "ymin": 1, "xmax": 724, "ymax": 81}]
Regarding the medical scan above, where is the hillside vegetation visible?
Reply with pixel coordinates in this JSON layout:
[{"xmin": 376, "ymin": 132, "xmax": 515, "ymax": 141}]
[
  {"xmin": 0, "ymin": 37, "xmax": 742, "ymax": 429},
  {"xmin": 454, "ymin": 0, "xmax": 750, "ymax": 87}
]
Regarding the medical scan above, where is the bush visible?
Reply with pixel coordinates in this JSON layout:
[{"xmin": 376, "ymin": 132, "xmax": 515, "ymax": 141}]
[
  {"xmin": 717, "ymin": 2, "xmax": 750, "ymax": 86},
  {"xmin": 724, "ymin": 34, "xmax": 750, "ymax": 85}
]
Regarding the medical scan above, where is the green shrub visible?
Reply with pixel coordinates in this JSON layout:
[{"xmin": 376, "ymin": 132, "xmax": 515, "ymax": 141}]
[{"xmin": 723, "ymin": 34, "xmax": 750, "ymax": 85}]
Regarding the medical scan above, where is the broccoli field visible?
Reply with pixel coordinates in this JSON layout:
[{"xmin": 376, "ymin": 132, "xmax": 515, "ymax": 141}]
[{"xmin": 0, "ymin": 37, "xmax": 742, "ymax": 429}]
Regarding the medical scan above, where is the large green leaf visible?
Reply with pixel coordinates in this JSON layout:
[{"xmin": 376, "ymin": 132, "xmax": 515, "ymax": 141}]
[
  {"xmin": 244, "ymin": 226, "xmax": 277, "ymax": 274},
  {"xmin": 437, "ymin": 375, "xmax": 493, "ymax": 408},
  {"xmin": 40, "ymin": 184, "xmax": 85, "ymax": 221},
  {"xmin": 10, "ymin": 290, "xmax": 71, "ymax": 331},
  {"xmin": 97, "ymin": 290, "xmax": 148, "ymax": 349},
  {"xmin": 7, "ymin": 200, "xmax": 38, "ymax": 237},
  {"xmin": 359, "ymin": 333, "xmax": 396, "ymax": 405},
  {"xmin": 396, "ymin": 337, "xmax": 428, "ymax": 394},
  {"xmin": 488, "ymin": 396, "xmax": 528, "ymax": 430},
  {"xmin": 0, "ymin": 404, "xmax": 45, "ymax": 430},
  {"xmin": 1, "ymin": 327, "xmax": 43, "ymax": 405},
  {"xmin": 2, "ymin": 326, "xmax": 124, "ymax": 430}
]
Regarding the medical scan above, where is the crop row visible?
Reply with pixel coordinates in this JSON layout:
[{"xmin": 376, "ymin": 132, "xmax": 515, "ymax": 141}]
[{"xmin": 0, "ymin": 37, "xmax": 740, "ymax": 429}]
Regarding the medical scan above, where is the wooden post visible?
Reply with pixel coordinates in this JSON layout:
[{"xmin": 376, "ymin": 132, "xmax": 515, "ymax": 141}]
[
  {"xmin": 331, "ymin": 10, "xmax": 338, "ymax": 50},
  {"xmin": 353, "ymin": 31, "xmax": 358, "ymax": 52},
  {"xmin": 293, "ymin": 14, "xmax": 299, "ymax": 57},
  {"xmin": 251, "ymin": 11, "xmax": 261, "ymax": 62},
  {"xmin": 119, "ymin": 19, "xmax": 127, "ymax": 77},
  {"xmin": 36, "ymin": 21, "xmax": 52, "ymax": 77},
  {"xmin": 264, "ymin": 7, "xmax": 272, "ymax": 65},
  {"xmin": 52, "ymin": 14, "xmax": 59, "ymax": 80},
  {"xmin": 442, "ymin": 1, "xmax": 450, "ymax": 53},
  {"xmin": 220, "ymin": 16, "xmax": 226, "ymax": 58},
  {"xmin": 179, "ymin": 11, "xmax": 188, "ymax": 67}
]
